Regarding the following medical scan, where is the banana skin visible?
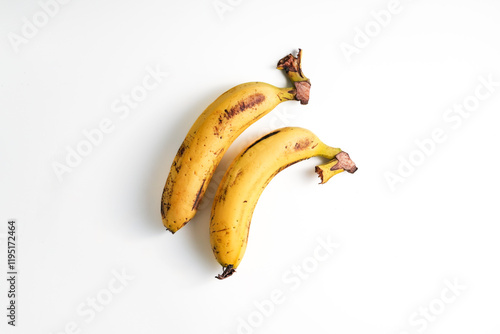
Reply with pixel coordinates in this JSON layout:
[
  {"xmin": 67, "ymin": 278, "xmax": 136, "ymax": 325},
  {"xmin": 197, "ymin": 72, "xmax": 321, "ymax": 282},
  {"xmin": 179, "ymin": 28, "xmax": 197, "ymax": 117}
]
[
  {"xmin": 162, "ymin": 50, "xmax": 310, "ymax": 233},
  {"xmin": 210, "ymin": 127, "xmax": 357, "ymax": 279}
]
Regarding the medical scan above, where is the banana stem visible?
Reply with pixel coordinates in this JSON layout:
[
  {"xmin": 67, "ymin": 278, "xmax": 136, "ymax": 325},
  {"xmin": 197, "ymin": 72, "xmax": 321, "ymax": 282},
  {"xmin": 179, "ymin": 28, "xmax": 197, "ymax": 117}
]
[
  {"xmin": 277, "ymin": 87, "xmax": 298, "ymax": 102},
  {"xmin": 320, "ymin": 146, "xmax": 342, "ymax": 160},
  {"xmin": 316, "ymin": 151, "xmax": 358, "ymax": 184},
  {"xmin": 277, "ymin": 49, "xmax": 311, "ymax": 105}
]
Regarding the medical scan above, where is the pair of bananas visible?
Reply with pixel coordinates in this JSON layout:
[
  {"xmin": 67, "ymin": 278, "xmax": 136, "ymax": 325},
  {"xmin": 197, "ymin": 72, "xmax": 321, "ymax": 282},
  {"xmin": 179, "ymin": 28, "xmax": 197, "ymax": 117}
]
[{"xmin": 161, "ymin": 50, "xmax": 357, "ymax": 279}]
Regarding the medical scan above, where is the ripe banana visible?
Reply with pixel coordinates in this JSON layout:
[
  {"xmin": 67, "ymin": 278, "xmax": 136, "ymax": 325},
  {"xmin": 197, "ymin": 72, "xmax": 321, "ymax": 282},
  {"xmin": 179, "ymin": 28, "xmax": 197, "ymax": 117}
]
[
  {"xmin": 209, "ymin": 127, "xmax": 357, "ymax": 279},
  {"xmin": 162, "ymin": 50, "xmax": 311, "ymax": 233}
]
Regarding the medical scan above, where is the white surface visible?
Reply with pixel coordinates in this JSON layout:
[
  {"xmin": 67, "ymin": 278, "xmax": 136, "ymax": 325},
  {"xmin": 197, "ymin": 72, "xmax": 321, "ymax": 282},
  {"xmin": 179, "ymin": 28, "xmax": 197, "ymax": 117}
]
[{"xmin": 1, "ymin": 0, "xmax": 500, "ymax": 333}]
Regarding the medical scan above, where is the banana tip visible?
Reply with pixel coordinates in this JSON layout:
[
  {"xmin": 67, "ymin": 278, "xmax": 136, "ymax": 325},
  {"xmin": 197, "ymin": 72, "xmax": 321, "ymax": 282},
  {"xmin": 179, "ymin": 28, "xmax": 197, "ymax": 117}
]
[{"xmin": 215, "ymin": 265, "xmax": 236, "ymax": 280}]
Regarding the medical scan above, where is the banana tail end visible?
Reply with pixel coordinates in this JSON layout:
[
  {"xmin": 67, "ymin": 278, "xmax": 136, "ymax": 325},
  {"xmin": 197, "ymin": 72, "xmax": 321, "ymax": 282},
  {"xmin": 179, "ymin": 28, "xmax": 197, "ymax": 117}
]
[{"xmin": 215, "ymin": 265, "xmax": 236, "ymax": 280}]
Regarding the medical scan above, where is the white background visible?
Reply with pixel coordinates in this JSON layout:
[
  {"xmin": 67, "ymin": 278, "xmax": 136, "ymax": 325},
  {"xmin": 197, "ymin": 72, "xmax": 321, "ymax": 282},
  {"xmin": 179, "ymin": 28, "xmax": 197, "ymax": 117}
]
[{"xmin": 1, "ymin": 0, "xmax": 500, "ymax": 333}]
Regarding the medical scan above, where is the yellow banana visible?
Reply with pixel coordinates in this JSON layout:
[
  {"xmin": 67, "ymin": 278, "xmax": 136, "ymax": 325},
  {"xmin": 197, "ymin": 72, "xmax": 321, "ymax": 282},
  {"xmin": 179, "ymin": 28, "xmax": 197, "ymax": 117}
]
[
  {"xmin": 210, "ymin": 127, "xmax": 357, "ymax": 279},
  {"xmin": 162, "ymin": 50, "xmax": 311, "ymax": 233}
]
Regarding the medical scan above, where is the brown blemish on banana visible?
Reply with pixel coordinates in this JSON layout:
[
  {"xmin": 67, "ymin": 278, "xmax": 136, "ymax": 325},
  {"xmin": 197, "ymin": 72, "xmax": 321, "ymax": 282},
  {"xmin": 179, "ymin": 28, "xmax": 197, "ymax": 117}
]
[
  {"xmin": 294, "ymin": 138, "xmax": 311, "ymax": 151},
  {"xmin": 213, "ymin": 147, "xmax": 224, "ymax": 156},
  {"xmin": 177, "ymin": 142, "xmax": 186, "ymax": 157},
  {"xmin": 192, "ymin": 179, "xmax": 206, "ymax": 210},
  {"xmin": 219, "ymin": 185, "xmax": 228, "ymax": 202},
  {"xmin": 213, "ymin": 227, "xmax": 230, "ymax": 233},
  {"xmin": 160, "ymin": 202, "xmax": 165, "ymax": 219},
  {"xmin": 230, "ymin": 170, "xmax": 243, "ymax": 187},
  {"xmin": 161, "ymin": 202, "xmax": 170, "ymax": 219},
  {"xmin": 174, "ymin": 161, "xmax": 181, "ymax": 173},
  {"xmin": 223, "ymin": 93, "xmax": 266, "ymax": 120},
  {"xmin": 331, "ymin": 152, "xmax": 358, "ymax": 174}
]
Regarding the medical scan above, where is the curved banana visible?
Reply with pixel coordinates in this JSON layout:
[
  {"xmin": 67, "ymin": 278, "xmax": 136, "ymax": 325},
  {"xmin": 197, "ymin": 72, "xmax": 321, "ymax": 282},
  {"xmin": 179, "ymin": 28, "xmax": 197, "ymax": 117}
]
[
  {"xmin": 210, "ymin": 127, "xmax": 357, "ymax": 279},
  {"xmin": 162, "ymin": 50, "xmax": 311, "ymax": 233}
]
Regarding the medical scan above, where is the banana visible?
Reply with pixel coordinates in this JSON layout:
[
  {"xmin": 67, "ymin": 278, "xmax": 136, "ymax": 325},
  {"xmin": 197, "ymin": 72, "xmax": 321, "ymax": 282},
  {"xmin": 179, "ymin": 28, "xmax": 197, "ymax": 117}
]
[
  {"xmin": 162, "ymin": 50, "xmax": 311, "ymax": 233},
  {"xmin": 210, "ymin": 127, "xmax": 357, "ymax": 279}
]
